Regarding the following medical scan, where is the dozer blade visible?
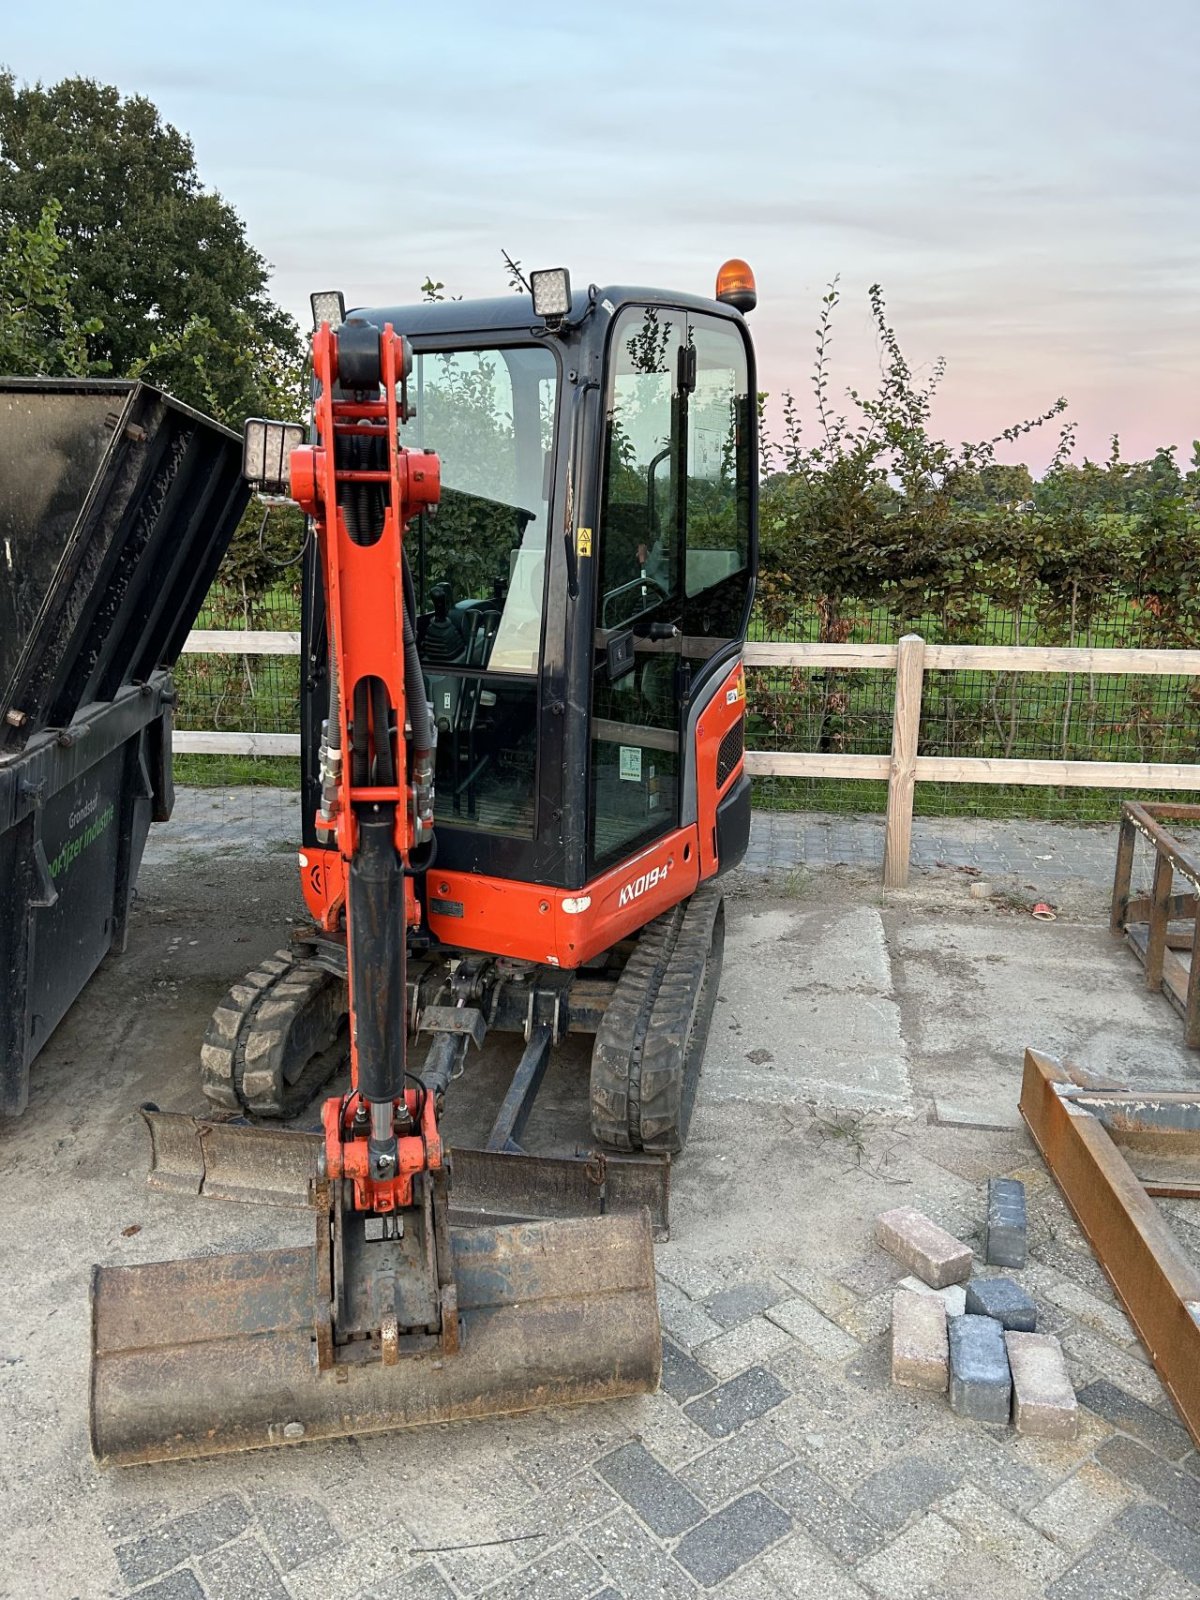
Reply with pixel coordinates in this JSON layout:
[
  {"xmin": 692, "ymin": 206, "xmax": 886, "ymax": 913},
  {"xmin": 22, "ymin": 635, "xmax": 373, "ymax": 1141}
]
[{"xmin": 90, "ymin": 1211, "xmax": 661, "ymax": 1465}]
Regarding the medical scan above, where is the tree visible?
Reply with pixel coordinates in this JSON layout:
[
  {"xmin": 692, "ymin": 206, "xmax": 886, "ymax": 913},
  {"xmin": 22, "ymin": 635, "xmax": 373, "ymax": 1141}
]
[
  {"xmin": 0, "ymin": 198, "xmax": 100, "ymax": 375},
  {"xmin": 0, "ymin": 72, "xmax": 303, "ymax": 421}
]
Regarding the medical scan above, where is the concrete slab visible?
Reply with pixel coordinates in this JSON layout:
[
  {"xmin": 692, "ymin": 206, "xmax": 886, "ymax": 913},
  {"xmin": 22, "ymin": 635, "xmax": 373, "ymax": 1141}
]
[{"xmin": 706, "ymin": 903, "xmax": 913, "ymax": 1115}]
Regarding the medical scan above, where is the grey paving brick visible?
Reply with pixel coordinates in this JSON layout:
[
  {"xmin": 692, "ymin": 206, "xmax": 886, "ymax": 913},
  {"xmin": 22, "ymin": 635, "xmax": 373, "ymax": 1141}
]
[
  {"xmin": 765, "ymin": 1459, "xmax": 886, "ymax": 1563},
  {"xmin": 1047, "ymin": 1529, "xmax": 1165, "ymax": 1600},
  {"xmin": 1120, "ymin": 1505, "xmax": 1200, "ymax": 1586},
  {"xmin": 115, "ymin": 1497, "xmax": 250, "ymax": 1586},
  {"xmin": 661, "ymin": 1338, "xmax": 718, "ymax": 1403},
  {"xmin": 583, "ymin": 1508, "xmax": 699, "ymax": 1599},
  {"xmin": 123, "ymin": 1574, "xmax": 206, "ymax": 1600},
  {"xmin": 479, "ymin": 1540, "xmax": 605, "ymax": 1600},
  {"xmin": 705, "ymin": 1281, "xmax": 783, "ymax": 1328},
  {"xmin": 595, "ymin": 1441, "xmax": 706, "ymax": 1537},
  {"xmin": 984, "ymin": 1176, "xmax": 1027, "ymax": 1267},
  {"xmin": 1079, "ymin": 1379, "xmax": 1192, "ymax": 1460},
  {"xmin": 673, "ymin": 1492, "xmax": 791, "ymax": 1588},
  {"xmin": 685, "ymin": 1367, "xmax": 790, "ymax": 1439},
  {"xmin": 948, "ymin": 1313, "xmax": 1012, "ymax": 1423},
  {"xmin": 198, "ymin": 1538, "xmax": 289, "ymax": 1600},
  {"xmin": 965, "ymin": 1276, "xmax": 1037, "ymax": 1330},
  {"xmin": 1099, "ymin": 1436, "xmax": 1200, "ymax": 1533},
  {"xmin": 849, "ymin": 1452, "xmax": 962, "ymax": 1533},
  {"xmin": 245, "ymin": 1492, "xmax": 341, "ymax": 1574},
  {"xmin": 678, "ymin": 1421, "xmax": 795, "ymax": 1508}
]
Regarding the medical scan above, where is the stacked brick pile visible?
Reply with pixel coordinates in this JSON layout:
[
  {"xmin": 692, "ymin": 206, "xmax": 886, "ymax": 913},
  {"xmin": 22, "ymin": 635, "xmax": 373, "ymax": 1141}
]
[{"xmin": 881, "ymin": 1180, "xmax": 1078, "ymax": 1439}]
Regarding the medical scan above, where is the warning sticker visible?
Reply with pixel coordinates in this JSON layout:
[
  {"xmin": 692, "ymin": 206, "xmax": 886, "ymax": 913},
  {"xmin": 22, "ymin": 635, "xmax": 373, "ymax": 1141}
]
[
  {"xmin": 576, "ymin": 526, "xmax": 593, "ymax": 557},
  {"xmin": 619, "ymin": 746, "xmax": 642, "ymax": 782}
]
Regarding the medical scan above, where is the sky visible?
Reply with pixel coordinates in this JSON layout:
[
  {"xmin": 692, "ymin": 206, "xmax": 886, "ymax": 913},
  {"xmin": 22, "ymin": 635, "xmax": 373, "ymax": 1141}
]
[{"xmin": 5, "ymin": 0, "xmax": 1198, "ymax": 472}]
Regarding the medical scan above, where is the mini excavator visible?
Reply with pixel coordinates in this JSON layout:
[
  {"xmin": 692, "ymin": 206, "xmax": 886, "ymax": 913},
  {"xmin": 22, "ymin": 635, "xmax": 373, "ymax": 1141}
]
[{"xmin": 89, "ymin": 262, "xmax": 759, "ymax": 1464}]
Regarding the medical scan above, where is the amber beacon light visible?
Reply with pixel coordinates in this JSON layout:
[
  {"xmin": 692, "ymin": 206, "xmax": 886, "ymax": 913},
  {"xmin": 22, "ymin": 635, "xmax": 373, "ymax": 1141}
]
[{"xmin": 715, "ymin": 259, "xmax": 757, "ymax": 313}]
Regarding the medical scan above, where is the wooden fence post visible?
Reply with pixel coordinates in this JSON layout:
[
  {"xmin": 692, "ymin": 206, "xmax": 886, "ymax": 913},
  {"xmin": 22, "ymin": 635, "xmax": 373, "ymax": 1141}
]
[{"xmin": 883, "ymin": 634, "xmax": 926, "ymax": 888}]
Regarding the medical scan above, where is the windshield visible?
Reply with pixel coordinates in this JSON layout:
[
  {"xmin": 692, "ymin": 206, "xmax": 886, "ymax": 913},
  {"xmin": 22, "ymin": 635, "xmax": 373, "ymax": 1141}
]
[{"xmin": 411, "ymin": 344, "xmax": 557, "ymax": 674}]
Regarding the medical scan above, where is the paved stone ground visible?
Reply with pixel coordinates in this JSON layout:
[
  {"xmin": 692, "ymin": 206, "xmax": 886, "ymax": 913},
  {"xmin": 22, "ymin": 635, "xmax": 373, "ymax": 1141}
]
[
  {"xmin": 3, "ymin": 795, "xmax": 1200, "ymax": 1599},
  {"xmin": 157, "ymin": 789, "xmax": 1131, "ymax": 891}
]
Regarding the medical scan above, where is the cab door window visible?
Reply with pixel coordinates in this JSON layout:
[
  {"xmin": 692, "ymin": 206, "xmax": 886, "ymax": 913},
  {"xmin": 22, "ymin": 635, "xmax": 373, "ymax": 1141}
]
[{"xmin": 590, "ymin": 307, "xmax": 684, "ymax": 867}]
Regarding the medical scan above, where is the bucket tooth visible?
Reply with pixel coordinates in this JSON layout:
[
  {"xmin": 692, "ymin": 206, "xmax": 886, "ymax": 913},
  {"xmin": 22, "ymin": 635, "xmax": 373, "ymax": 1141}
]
[{"xmin": 90, "ymin": 1212, "xmax": 660, "ymax": 1465}]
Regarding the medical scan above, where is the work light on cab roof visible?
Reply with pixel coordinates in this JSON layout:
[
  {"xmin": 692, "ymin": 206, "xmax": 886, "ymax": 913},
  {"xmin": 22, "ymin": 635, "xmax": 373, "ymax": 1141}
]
[{"xmin": 530, "ymin": 267, "xmax": 572, "ymax": 325}]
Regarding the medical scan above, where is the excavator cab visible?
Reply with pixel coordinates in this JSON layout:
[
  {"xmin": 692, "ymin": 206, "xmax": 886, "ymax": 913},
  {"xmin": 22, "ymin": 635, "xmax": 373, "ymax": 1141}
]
[{"xmin": 89, "ymin": 265, "xmax": 759, "ymax": 1465}]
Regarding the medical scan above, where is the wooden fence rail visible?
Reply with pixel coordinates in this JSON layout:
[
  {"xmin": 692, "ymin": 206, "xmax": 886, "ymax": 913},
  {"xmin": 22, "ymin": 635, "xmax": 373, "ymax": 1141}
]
[{"xmin": 177, "ymin": 630, "xmax": 1200, "ymax": 886}]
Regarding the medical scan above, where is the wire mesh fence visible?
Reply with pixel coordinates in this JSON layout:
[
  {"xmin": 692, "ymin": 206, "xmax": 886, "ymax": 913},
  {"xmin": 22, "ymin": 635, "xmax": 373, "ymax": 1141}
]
[{"xmin": 171, "ymin": 570, "xmax": 1200, "ymax": 822}]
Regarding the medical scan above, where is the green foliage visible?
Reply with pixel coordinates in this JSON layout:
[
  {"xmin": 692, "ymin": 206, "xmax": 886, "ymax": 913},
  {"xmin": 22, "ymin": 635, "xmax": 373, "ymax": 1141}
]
[
  {"xmin": 0, "ymin": 71, "xmax": 304, "ymax": 423},
  {"xmin": 0, "ymin": 199, "xmax": 101, "ymax": 375}
]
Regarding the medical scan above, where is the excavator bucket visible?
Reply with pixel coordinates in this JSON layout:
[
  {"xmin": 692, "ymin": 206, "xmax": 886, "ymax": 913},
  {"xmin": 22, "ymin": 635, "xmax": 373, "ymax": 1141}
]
[{"xmin": 90, "ymin": 1120, "xmax": 661, "ymax": 1465}]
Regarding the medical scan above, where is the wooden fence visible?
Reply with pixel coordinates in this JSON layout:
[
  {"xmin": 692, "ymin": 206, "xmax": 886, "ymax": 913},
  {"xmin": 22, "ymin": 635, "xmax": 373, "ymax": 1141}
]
[{"xmin": 178, "ymin": 630, "xmax": 1200, "ymax": 887}]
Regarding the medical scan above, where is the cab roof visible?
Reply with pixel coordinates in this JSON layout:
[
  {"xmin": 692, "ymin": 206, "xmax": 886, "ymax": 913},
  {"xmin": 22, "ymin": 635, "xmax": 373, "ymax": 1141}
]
[{"xmin": 350, "ymin": 285, "xmax": 745, "ymax": 342}]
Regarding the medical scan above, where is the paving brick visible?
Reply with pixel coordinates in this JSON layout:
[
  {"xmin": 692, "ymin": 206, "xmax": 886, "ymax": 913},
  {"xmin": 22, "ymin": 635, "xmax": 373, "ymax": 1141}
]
[
  {"xmin": 1079, "ymin": 1379, "xmax": 1192, "ymax": 1460},
  {"xmin": 1006, "ymin": 1330, "xmax": 1078, "ymax": 1438},
  {"xmin": 855, "ymin": 1512, "xmax": 967, "ymax": 1600},
  {"xmin": 479, "ymin": 1540, "xmax": 605, "ymax": 1600},
  {"xmin": 776, "ymin": 1264, "xmax": 860, "ymax": 1323},
  {"xmin": 834, "ymin": 1288, "xmax": 896, "ymax": 1343},
  {"xmin": 890, "ymin": 1289, "xmax": 947, "ymax": 1392},
  {"xmin": 1120, "ymin": 1504, "xmax": 1200, "ymax": 1586},
  {"xmin": 1065, "ymin": 1328, "xmax": 1168, "ymax": 1408},
  {"xmin": 764, "ymin": 1295, "xmax": 861, "ymax": 1362},
  {"xmin": 948, "ymin": 1313, "xmax": 1011, "ymax": 1423},
  {"xmin": 705, "ymin": 1281, "xmax": 783, "ymax": 1329},
  {"xmin": 595, "ymin": 1442, "xmax": 705, "ymax": 1537},
  {"xmin": 937, "ymin": 1481, "xmax": 1070, "ymax": 1585},
  {"xmin": 1034, "ymin": 1234, "xmax": 1118, "ymax": 1299},
  {"xmin": 622, "ymin": 1388, "xmax": 714, "ymax": 1469},
  {"xmin": 757, "ymin": 1530, "xmax": 874, "ymax": 1599},
  {"xmin": 875, "ymin": 1207, "xmax": 971, "ymax": 1288},
  {"xmin": 678, "ymin": 1421, "xmax": 795, "ymax": 1508},
  {"xmin": 1046, "ymin": 1528, "xmax": 1165, "ymax": 1599},
  {"xmin": 1040, "ymin": 1274, "xmax": 1139, "ymax": 1344},
  {"xmin": 696, "ymin": 1314, "xmax": 794, "ymax": 1379},
  {"xmin": 1027, "ymin": 1462, "xmax": 1135, "ymax": 1554},
  {"xmin": 764, "ymin": 1459, "xmax": 886, "ymax": 1563},
  {"xmin": 362, "ymin": 1566, "xmax": 457, "ymax": 1600},
  {"xmin": 125, "ymin": 1575, "xmax": 206, "ymax": 1600},
  {"xmin": 849, "ymin": 1452, "xmax": 961, "ymax": 1533},
  {"xmin": 661, "ymin": 1338, "xmax": 718, "ymax": 1404},
  {"xmin": 583, "ymin": 1508, "xmax": 699, "ymax": 1600},
  {"xmin": 659, "ymin": 1279, "xmax": 726, "ymax": 1350},
  {"xmin": 685, "ymin": 1367, "xmax": 790, "ymax": 1439},
  {"xmin": 673, "ymin": 1492, "xmax": 792, "ymax": 1588},
  {"xmin": 896, "ymin": 1275, "xmax": 967, "ymax": 1318},
  {"xmin": 246, "ymin": 1492, "xmax": 341, "ymax": 1574},
  {"xmin": 198, "ymin": 1538, "xmax": 289, "ymax": 1600},
  {"xmin": 1098, "ymin": 1436, "xmax": 1200, "ymax": 1532},
  {"xmin": 965, "ymin": 1276, "xmax": 1037, "ymax": 1331},
  {"xmin": 115, "ymin": 1496, "xmax": 251, "ymax": 1586},
  {"xmin": 984, "ymin": 1176, "xmax": 1027, "ymax": 1267},
  {"xmin": 944, "ymin": 1427, "xmax": 1053, "ymax": 1513},
  {"xmin": 837, "ymin": 1248, "xmax": 904, "ymax": 1298}
]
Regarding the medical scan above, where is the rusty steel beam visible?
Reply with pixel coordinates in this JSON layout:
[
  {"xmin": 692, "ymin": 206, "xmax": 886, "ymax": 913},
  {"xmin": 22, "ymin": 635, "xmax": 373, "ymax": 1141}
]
[{"xmin": 1019, "ymin": 1049, "xmax": 1200, "ymax": 1448}]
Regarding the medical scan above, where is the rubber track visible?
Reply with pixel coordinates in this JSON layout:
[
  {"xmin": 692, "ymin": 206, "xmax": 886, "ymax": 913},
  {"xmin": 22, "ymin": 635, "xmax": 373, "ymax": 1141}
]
[
  {"xmin": 200, "ymin": 949, "xmax": 349, "ymax": 1118},
  {"xmin": 589, "ymin": 886, "xmax": 724, "ymax": 1153}
]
